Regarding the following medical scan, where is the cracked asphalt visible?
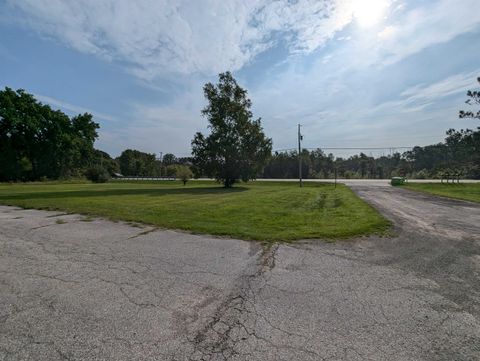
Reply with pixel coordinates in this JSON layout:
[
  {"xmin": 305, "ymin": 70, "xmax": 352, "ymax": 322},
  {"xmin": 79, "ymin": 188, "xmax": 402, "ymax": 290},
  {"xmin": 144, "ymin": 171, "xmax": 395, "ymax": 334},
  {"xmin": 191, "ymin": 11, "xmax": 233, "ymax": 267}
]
[{"xmin": 1, "ymin": 183, "xmax": 480, "ymax": 360}]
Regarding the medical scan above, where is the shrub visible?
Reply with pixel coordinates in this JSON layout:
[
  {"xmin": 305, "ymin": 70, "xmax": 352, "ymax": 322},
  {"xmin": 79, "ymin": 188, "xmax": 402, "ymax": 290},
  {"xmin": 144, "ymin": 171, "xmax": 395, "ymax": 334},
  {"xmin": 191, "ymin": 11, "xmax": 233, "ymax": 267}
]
[{"xmin": 85, "ymin": 166, "xmax": 110, "ymax": 183}]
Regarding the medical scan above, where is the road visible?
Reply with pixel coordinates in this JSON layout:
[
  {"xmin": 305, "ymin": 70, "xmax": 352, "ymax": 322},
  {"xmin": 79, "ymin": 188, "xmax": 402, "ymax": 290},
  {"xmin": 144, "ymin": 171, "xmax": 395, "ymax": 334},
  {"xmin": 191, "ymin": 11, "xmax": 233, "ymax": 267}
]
[
  {"xmin": 1, "ymin": 182, "xmax": 479, "ymax": 360},
  {"xmin": 254, "ymin": 178, "xmax": 480, "ymax": 185}
]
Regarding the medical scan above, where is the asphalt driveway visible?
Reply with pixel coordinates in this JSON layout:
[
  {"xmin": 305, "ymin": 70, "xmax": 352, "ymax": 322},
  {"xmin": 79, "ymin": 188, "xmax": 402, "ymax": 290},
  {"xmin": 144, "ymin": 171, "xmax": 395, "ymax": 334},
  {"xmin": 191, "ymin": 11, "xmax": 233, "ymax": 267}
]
[{"xmin": 0, "ymin": 183, "xmax": 479, "ymax": 360}]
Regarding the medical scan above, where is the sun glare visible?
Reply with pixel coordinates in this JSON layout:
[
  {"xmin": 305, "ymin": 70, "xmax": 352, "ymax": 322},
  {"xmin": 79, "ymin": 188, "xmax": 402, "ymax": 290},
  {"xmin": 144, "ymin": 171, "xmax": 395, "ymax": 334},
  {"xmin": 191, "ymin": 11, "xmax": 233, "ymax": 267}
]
[{"xmin": 352, "ymin": 0, "xmax": 390, "ymax": 27}]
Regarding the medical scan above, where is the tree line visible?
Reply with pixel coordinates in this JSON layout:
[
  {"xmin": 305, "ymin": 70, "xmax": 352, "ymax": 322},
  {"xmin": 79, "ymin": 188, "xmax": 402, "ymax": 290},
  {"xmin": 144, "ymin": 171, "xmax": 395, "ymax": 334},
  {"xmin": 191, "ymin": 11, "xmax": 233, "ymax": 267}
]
[
  {"xmin": 112, "ymin": 124, "xmax": 480, "ymax": 180},
  {"xmin": 262, "ymin": 126, "xmax": 479, "ymax": 180},
  {"xmin": 0, "ymin": 87, "xmax": 195, "ymax": 182},
  {"xmin": 1, "ymin": 75, "xmax": 478, "ymax": 183},
  {"xmin": 116, "ymin": 149, "xmax": 192, "ymax": 178}
]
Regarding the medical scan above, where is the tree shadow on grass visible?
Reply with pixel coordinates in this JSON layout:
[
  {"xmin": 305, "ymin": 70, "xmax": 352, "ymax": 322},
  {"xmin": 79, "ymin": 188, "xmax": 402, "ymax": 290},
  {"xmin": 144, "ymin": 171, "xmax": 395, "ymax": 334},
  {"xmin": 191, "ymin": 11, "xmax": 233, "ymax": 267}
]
[{"xmin": 0, "ymin": 186, "xmax": 249, "ymax": 201}]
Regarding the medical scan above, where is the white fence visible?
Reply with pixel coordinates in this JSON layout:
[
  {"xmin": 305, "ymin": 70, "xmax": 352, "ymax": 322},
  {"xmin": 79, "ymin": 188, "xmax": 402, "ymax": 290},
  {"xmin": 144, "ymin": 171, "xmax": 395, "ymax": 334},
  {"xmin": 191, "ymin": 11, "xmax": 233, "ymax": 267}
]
[{"xmin": 114, "ymin": 176, "xmax": 176, "ymax": 181}]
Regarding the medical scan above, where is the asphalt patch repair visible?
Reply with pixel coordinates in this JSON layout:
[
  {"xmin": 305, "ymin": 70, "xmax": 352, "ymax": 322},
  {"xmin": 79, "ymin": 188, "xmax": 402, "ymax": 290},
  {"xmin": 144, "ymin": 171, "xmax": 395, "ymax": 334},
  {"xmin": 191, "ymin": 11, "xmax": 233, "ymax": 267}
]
[{"xmin": 0, "ymin": 183, "xmax": 479, "ymax": 360}]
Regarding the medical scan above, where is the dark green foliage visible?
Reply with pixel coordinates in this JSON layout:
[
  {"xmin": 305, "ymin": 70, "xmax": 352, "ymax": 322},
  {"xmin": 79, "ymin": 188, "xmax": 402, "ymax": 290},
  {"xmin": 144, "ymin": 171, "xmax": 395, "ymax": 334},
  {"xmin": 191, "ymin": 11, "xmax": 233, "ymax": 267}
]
[
  {"xmin": 93, "ymin": 150, "xmax": 119, "ymax": 176},
  {"xmin": 162, "ymin": 153, "xmax": 176, "ymax": 166},
  {"xmin": 263, "ymin": 150, "xmax": 407, "ymax": 180},
  {"xmin": 405, "ymin": 128, "xmax": 480, "ymax": 179},
  {"xmin": 0, "ymin": 87, "xmax": 99, "ymax": 181},
  {"xmin": 85, "ymin": 166, "xmax": 110, "ymax": 183},
  {"xmin": 117, "ymin": 149, "xmax": 160, "ymax": 176},
  {"xmin": 192, "ymin": 72, "xmax": 272, "ymax": 187},
  {"xmin": 459, "ymin": 77, "xmax": 480, "ymax": 120}
]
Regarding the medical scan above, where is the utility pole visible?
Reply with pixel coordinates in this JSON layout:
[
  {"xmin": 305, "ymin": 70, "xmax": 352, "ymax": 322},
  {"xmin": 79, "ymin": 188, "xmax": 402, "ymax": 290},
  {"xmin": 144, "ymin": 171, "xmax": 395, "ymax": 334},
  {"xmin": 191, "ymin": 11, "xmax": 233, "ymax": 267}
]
[
  {"xmin": 159, "ymin": 152, "xmax": 163, "ymax": 178},
  {"xmin": 334, "ymin": 166, "xmax": 337, "ymax": 189},
  {"xmin": 298, "ymin": 124, "xmax": 303, "ymax": 188}
]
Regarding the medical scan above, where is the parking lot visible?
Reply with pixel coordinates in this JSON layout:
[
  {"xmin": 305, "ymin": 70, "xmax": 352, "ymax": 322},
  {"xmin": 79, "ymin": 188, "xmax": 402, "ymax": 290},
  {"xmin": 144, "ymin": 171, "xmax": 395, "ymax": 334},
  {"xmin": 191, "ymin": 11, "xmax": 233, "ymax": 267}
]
[{"xmin": 1, "ymin": 182, "xmax": 479, "ymax": 360}]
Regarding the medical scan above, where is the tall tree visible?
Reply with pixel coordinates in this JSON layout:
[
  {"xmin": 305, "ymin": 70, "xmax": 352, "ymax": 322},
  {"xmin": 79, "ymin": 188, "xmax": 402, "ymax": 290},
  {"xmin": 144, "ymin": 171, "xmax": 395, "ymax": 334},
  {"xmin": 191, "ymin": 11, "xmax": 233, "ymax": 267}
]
[{"xmin": 192, "ymin": 72, "xmax": 272, "ymax": 187}]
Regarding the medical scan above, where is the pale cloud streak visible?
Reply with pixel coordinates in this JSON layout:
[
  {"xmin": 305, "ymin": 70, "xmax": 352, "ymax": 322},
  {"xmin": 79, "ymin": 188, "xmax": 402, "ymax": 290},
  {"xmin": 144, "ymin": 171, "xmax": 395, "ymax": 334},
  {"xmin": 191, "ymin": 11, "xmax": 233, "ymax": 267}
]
[
  {"xmin": 35, "ymin": 94, "xmax": 117, "ymax": 122},
  {"xmin": 400, "ymin": 70, "xmax": 480, "ymax": 103},
  {"xmin": 96, "ymin": 85, "xmax": 207, "ymax": 155},
  {"xmin": 374, "ymin": 0, "xmax": 480, "ymax": 65}
]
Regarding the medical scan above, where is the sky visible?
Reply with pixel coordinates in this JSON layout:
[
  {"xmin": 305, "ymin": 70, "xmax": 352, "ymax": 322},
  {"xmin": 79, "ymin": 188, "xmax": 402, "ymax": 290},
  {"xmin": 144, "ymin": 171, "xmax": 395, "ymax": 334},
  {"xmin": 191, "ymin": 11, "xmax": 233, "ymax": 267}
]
[{"xmin": 1, "ymin": 0, "xmax": 479, "ymax": 158}]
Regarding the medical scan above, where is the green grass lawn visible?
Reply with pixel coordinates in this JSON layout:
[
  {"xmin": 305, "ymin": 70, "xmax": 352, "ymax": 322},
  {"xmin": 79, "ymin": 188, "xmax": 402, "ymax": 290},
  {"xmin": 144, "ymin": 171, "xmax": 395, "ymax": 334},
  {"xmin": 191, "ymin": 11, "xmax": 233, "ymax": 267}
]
[
  {"xmin": 0, "ymin": 180, "xmax": 390, "ymax": 241},
  {"xmin": 404, "ymin": 182, "xmax": 480, "ymax": 203}
]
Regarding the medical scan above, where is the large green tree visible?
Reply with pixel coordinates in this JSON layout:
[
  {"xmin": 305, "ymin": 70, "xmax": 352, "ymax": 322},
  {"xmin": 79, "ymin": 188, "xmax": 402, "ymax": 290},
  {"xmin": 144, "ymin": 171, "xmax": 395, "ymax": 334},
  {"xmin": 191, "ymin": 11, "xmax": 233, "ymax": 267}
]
[
  {"xmin": 191, "ymin": 72, "xmax": 272, "ymax": 187},
  {"xmin": 0, "ymin": 87, "xmax": 99, "ymax": 181}
]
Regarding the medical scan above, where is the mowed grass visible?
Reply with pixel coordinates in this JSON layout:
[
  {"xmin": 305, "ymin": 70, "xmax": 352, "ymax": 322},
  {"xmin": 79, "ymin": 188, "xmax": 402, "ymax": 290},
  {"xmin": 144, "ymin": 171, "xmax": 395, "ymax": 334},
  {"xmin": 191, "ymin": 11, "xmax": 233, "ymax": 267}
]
[
  {"xmin": 404, "ymin": 182, "xmax": 480, "ymax": 203},
  {"xmin": 0, "ymin": 180, "xmax": 390, "ymax": 241}
]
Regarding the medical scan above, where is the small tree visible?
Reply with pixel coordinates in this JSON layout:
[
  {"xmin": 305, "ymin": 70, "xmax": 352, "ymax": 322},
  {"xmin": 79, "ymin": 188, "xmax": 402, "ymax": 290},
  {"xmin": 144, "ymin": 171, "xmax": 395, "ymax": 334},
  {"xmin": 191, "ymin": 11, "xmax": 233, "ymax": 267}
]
[
  {"xmin": 191, "ymin": 72, "xmax": 272, "ymax": 187},
  {"xmin": 176, "ymin": 165, "xmax": 193, "ymax": 185},
  {"xmin": 459, "ymin": 77, "xmax": 480, "ymax": 120}
]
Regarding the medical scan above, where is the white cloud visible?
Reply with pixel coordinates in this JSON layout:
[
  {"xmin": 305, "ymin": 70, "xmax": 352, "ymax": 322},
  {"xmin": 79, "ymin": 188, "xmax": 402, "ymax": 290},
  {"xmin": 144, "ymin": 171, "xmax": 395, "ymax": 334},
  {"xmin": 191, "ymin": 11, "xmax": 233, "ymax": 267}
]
[
  {"xmin": 5, "ymin": 0, "xmax": 361, "ymax": 80},
  {"xmin": 6, "ymin": 0, "xmax": 479, "ymax": 81}
]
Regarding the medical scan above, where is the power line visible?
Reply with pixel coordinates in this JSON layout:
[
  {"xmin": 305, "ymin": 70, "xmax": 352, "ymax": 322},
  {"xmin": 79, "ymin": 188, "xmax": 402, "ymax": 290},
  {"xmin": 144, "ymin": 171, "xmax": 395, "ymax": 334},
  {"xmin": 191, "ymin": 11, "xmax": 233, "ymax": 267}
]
[
  {"xmin": 274, "ymin": 146, "xmax": 414, "ymax": 152},
  {"xmin": 299, "ymin": 134, "xmax": 446, "ymax": 142},
  {"xmin": 310, "ymin": 147, "xmax": 413, "ymax": 150}
]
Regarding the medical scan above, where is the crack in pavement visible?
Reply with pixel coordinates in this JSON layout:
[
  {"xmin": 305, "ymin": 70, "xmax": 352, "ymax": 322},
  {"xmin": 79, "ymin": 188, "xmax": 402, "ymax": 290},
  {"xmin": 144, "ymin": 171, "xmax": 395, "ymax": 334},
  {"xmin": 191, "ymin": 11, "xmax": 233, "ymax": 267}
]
[{"xmin": 180, "ymin": 244, "xmax": 324, "ymax": 361}]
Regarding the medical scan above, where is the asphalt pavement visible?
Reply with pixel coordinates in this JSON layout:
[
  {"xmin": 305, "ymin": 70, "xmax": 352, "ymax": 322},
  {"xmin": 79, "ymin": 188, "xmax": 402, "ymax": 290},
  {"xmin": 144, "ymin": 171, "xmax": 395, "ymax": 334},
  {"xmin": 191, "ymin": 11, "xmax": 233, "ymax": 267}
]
[{"xmin": 1, "ymin": 181, "xmax": 479, "ymax": 360}]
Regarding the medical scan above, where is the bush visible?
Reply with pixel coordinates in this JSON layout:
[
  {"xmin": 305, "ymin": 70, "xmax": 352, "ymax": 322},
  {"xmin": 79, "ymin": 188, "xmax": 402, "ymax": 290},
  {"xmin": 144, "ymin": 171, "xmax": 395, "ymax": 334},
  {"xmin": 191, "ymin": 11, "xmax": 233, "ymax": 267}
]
[{"xmin": 85, "ymin": 166, "xmax": 110, "ymax": 183}]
